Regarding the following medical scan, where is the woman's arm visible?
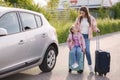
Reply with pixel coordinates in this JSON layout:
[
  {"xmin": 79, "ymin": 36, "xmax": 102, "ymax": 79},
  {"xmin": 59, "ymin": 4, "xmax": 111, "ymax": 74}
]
[
  {"xmin": 91, "ymin": 16, "xmax": 100, "ymax": 32},
  {"xmin": 74, "ymin": 17, "xmax": 81, "ymax": 31}
]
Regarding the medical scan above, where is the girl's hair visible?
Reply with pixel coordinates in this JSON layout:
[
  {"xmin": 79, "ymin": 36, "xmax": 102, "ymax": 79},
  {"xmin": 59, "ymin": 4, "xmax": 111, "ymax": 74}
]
[
  {"xmin": 79, "ymin": 6, "xmax": 91, "ymax": 26},
  {"xmin": 69, "ymin": 26, "xmax": 74, "ymax": 41},
  {"xmin": 70, "ymin": 27, "xmax": 73, "ymax": 34}
]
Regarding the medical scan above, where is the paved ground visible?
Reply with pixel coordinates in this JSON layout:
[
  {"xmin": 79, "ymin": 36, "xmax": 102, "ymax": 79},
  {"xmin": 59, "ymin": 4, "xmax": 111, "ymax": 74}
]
[{"xmin": 1, "ymin": 32, "xmax": 120, "ymax": 80}]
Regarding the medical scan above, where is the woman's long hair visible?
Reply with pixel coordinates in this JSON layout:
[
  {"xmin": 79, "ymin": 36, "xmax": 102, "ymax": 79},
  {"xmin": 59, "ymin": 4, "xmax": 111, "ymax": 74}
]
[{"xmin": 79, "ymin": 6, "xmax": 91, "ymax": 26}]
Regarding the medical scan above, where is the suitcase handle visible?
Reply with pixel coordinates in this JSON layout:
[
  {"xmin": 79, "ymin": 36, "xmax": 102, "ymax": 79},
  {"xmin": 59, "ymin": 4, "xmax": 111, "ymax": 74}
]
[{"xmin": 96, "ymin": 32, "xmax": 100, "ymax": 50}]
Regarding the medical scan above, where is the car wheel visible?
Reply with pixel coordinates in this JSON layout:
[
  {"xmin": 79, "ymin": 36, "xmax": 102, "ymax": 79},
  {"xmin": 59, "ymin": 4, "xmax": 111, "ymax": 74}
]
[{"xmin": 39, "ymin": 46, "xmax": 57, "ymax": 72}]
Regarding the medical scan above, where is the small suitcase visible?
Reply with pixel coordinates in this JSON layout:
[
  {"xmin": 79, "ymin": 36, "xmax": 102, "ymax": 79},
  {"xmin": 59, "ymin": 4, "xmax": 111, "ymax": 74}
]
[
  {"xmin": 69, "ymin": 51, "xmax": 84, "ymax": 73},
  {"xmin": 94, "ymin": 33, "xmax": 111, "ymax": 76}
]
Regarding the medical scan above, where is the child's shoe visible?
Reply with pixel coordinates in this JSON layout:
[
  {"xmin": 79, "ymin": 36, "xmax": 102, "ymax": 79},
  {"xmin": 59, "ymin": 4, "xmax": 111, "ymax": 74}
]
[{"xmin": 72, "ymin": 63, "xmax": 79, "ymax": 68}]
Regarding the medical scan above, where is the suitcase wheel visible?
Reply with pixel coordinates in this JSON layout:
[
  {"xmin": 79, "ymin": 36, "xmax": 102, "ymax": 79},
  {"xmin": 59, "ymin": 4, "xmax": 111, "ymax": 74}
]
[
  {"xmin": 69, "ymin": 69, "xmax": 72, "ymax": 73},
  {"xmin": 98, "ymin": 72, "xmax": 107, "ymax": 76},
  {"xmin": 104, "ymin": 73, "xmax": 107, "ymax": 76},
  {"xmin": 95, "ymin": 72, "xmax": 97, "ymax": 75},
  {"xmin": 98, "ymin": 73, "xmax": 103, "ymax": 76},
  {"xmin": 77, "ymin": 70, "xmax": 83, "ymax": 74}
]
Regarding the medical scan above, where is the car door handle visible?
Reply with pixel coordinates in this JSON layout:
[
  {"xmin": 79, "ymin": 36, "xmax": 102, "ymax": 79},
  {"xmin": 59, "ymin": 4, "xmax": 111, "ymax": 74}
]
[
  {"xmin": 18, "ymin": 40, "xmax": 24, "ymax": 45},
  {"xmin": 42, "ymin": 33, "xmax": 47, "ymax": 38}
]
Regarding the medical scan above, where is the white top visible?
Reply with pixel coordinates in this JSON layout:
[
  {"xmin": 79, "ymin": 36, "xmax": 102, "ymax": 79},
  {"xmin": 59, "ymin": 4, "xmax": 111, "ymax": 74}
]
[{"xmin": 80, "ymin": 18, "xmax": 89, "ymax": 34}]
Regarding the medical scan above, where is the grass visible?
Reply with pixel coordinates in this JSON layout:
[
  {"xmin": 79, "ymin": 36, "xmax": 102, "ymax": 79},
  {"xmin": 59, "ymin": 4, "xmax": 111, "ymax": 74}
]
[{"xmin": 50, "ymin": 19, "xmax": 120, "ymax": 43}]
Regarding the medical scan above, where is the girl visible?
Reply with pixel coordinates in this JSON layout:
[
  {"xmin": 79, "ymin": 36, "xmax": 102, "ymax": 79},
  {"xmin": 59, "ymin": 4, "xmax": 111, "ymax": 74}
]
[{"xmin": 67, "ymin": 25, "xmax": 86, "ymax": 69}]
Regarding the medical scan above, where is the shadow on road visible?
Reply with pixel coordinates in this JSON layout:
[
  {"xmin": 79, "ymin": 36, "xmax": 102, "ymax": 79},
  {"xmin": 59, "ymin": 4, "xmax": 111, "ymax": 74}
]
[
  {"xmin": 87, "ymin": 73, "xmax": 94, "ymax": 80},
  {"xmin": 65, "ymin": 72, "xmax": 110, "ymax": 80},
  {"xmin": 94, "ymin": 75, "xmax": 110, "ymax": 80},
  {"xmin": 65, "ymin": 73, "xmax": 84, "ymax": 80},
  {"xmin": 0, "ymin": 71, "xmax": 111, "ymax": 80},
  {"xmin": 1, "ymin": 72, "xmax": 52, "ymax": 80},
  {"xmin": 87, "ymin": 73, "xmax": 110, "ymax": 80}
]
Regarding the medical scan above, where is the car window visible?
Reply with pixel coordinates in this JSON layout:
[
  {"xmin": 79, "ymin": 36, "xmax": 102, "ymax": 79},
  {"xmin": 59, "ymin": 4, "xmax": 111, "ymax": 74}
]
[
  {"xmin": 35, "ymin": 15, "xmax": 42, "ymax": 27},
  {"xmin": 0, "ymin": 12, "xmax": 20, "ymax": 34},
  {"xmin": 20, "ymin": 12, "xmax": 37, "ymax": 30}
]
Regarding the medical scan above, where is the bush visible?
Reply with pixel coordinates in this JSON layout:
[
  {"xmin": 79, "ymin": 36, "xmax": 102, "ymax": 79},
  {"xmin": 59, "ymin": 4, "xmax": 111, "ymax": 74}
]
[
  {"xmin": 111, "ymin": 2, "xmax": 120, "ymax": 19},
  {"xmin": 97, "ymin": 8, "xmax": 110, "ymax": 19},
  {"xmin": 97, "ymin": 18, "xmax": 120, "ymax": 34},
  {"xmin": 50, "ymin": 19, "xmax": 120, "ymax": 43},
  {"xmin": 50, "ymin": 20, "xmax": 73, "ymax": 43},
  {"xmin": 22, "ymin": 4, "xmax": 52, "ymax": 21},
  {"xmin": 69, "ymin": 9, "xmax": 78, "ymax": 21}
]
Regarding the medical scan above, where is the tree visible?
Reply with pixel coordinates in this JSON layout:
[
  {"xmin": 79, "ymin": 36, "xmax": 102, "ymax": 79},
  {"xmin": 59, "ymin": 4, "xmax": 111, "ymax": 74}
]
[
  {"xmin": 111, "ymin": 2, "xmax": 120, "ymax": 19},
  {"xmin": 3, "ymin": 0, "xmax": 52, "ymax": 20},
  {"xmin": 47, "ymin": 0, "xmax": 59, "ymax": 9},
  {"xmin": 4, "ymin": 0, "xmax": 34, "ymax": 7},
  {"xmin": 4, "ymin": 0, "xmax": 18, "ymax": 4},
  {"xmin": 0, "ymin": 0, "xmax": 12, "ymax": 7}
]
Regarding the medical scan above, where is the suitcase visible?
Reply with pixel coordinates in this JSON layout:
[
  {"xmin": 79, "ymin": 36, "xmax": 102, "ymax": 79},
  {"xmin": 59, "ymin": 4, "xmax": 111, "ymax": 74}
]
[
  {"xmin": 94, "ymin": 33, "xmax": 111, "ymax": 76},
  {"xmin": 69, "ymin": 51, "xmax": 84, "ymax": 73}
]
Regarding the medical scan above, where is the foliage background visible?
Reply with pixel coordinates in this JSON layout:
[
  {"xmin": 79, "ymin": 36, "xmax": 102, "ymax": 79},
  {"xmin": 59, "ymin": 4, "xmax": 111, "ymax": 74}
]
[{"xmin": 0, "ymin": 0, "xmax": 120, "ymax": 43}]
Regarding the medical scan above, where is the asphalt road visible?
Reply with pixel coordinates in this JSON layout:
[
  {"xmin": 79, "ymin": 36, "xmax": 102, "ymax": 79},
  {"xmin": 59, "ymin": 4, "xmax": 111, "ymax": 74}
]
[{"xmin": 1, "ymin": 32, "xmax": 120, "ymax": 80}]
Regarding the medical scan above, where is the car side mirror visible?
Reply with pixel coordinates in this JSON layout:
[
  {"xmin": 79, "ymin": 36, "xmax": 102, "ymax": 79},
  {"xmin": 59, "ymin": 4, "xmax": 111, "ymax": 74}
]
[{"xmin": 0, "ymin": 28, "xmax": 8, "ymax": 36}]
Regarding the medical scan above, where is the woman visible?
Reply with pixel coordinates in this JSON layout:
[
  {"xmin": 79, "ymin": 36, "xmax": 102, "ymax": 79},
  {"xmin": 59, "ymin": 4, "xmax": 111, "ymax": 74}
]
[{"xmin": 74, "ymin": 6, "xmax": 100, "ymax": 73}]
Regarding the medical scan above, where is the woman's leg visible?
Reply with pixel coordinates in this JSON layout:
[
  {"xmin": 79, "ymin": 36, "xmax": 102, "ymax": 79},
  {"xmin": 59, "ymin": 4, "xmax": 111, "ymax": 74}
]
[
  {"xmin": 83, "ymin": 34, "xmax": 94, "ymax": 73},
  {"xmin": 83, "ymin": 34, "xmax": 92, "ymax": 65},
  {"xmin": 85, "ymin": 39, "xmax": 92, "ymax": 65}
]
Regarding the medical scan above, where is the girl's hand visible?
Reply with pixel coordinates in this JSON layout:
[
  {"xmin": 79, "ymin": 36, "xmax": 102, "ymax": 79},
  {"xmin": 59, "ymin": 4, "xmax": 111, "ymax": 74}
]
[{"xmin": 83, "ymin": 49, "xmax": 86, "ymax": 54}]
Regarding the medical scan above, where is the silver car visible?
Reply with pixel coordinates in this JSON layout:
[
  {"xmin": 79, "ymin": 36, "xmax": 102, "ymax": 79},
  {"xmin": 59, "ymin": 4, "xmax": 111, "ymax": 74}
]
[{"xmin": 0, "ymin": 6, "xmax": 59, "ymax": 78}]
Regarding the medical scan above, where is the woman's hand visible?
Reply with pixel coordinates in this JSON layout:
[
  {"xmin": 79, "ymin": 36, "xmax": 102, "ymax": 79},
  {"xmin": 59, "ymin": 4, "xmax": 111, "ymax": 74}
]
[{"xmin": 97, "ymin": 29, "xmax": 100, "ymax": 33}]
